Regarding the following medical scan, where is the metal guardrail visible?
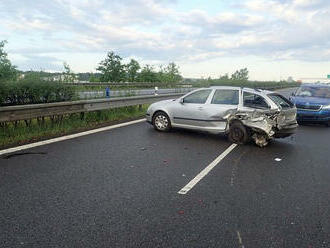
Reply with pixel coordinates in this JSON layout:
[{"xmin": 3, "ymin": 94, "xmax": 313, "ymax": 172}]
[{"xmin": 0, "ymin": 93, "xmax": 184, "ymax": 122}]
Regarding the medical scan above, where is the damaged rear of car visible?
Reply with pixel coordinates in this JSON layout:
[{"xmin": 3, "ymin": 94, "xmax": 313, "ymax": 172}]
[
  {"xmin": 146, "ymin": 87, "xmax": 298, "ymax": 147},
  {"xmin": 231, "ymin": 89, "xmax": 298, "ymax": 147}
]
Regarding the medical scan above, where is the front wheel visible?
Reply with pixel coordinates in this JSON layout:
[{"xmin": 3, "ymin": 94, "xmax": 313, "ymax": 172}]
[
  {"xmin": 153, "ymin": 112, "xmax": 171, "ymax": 132},
  {"xmin": 228, "ymin": 121, "xmax": 249, "ymax": 145}
]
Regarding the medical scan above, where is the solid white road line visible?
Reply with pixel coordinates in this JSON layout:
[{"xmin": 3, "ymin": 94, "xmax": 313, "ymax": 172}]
[
  {"xmin": 0, "ymin": 119, "xmax": 146, "ymax": 156},
  {"xmin": 178, "ymin": 143, "xmax": 238, "ymax": 195}
]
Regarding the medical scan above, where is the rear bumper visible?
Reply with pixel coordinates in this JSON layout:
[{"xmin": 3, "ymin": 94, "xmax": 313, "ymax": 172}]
[
  {"xmin": 274, "ymin": 123, "xmax": 298, "ymax": 138},
  {"xmin": 297, "ymin": 109, "xmax": 330, "ymax": 123}
]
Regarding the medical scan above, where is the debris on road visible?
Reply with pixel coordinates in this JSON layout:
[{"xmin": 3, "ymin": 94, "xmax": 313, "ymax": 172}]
[{"xmin": 274, "ymin": 158, "xmax": 282, "ymax": 162}]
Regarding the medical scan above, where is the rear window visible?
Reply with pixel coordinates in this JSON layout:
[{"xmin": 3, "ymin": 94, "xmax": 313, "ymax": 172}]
[
  {"xmin": 268, "ymin": 94, "xmax": 293, "ymax": 109},
  {"xmin": 243, "ymin": 92, "xmax": 270, "ymax": 109}
]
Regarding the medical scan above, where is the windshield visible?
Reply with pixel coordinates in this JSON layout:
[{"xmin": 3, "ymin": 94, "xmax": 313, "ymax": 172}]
[{"xmin": 295, "ymin": 86, "xmax": 330, "ymax": 98}]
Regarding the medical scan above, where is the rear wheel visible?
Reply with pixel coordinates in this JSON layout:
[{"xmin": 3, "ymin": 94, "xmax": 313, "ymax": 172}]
[
  {"xmin": 228, "ymin": 121, "xmax": 249, "ymax": 145},
  {"xmin": 153, "ymin": 112, "xmax": 171, "ymax": 132}
]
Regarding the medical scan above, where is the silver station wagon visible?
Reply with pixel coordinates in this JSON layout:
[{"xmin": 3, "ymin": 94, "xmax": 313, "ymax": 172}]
[{"xmin": 146, "ymin": 86, "xmax": 298, "ymax": 147}]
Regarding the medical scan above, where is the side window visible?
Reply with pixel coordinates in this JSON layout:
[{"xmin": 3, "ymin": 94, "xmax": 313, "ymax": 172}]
[
  {"xmin": 268, "ymin": 94, "xmax": 293, "ymax": 108},
  {"xmin": 183, "ymin": 90, "xmax": 212, "ymax": 104},
  {"xmin": 211, "ymin": 90, "xmax": 239, "ymax": 105},
  {"xmin": 243, "ymin": 92, "xmax": 270, "ymax": 109}
]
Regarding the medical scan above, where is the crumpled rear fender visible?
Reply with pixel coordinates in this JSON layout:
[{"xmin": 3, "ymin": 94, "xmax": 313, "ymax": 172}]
[{"xmin": 224, "ymin": 109, "xmax": 280, "ymax": 138}]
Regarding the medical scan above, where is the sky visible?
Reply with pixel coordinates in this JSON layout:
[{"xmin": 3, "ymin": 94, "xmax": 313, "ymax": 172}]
[{"xmin": 1, "ymin": 0, "xmax": 330, "ymax": 81}]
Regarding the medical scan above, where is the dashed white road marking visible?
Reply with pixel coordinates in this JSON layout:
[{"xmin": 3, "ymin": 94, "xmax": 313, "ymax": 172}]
[
  {"xmin": 0, "ymin": 119, "xmax": 145, "ymax": 156},
  {"xmin": 178, "ymin": 143, "xmax": 238, "ymax": 194},
  {"xmin": 237, "ymin": 231, "xmax": 245, "ymax": 248}
]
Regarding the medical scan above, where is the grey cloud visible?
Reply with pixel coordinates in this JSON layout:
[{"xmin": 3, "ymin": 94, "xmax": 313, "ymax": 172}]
[
  {"xmin": 2, "ymin": 0, "xmax": 330, "ymax": 68},
  {"xmin": 180, "ymin": 10, "xmax": 264, "ymax": 36},
  {"xmin": 16, "ymin": 54, "xmax": 63, "ymax": 71}
]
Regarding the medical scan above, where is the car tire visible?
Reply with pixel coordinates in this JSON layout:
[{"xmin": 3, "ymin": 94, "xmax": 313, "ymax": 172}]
[
  {"xmin": 153, "ymin": 111, "xmax": 171, "ymax": 132},
  {"xmin": 228, "ymin": 121, "xmax": 249, "ymax": 145}
]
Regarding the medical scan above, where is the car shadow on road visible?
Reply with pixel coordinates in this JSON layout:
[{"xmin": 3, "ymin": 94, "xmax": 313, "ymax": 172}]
[{"xmin": 146, "ymin": 126, "xmax": 229, "ymax": 144}]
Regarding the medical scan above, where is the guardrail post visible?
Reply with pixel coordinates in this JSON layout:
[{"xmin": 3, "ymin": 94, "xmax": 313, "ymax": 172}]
[
  {"xmin": 138, "ymin": 104, "xmax": 142, "ymax": 111},
  {"xmin": 105, "ymin": 86, "xmax": 110, "ymax": 98}
]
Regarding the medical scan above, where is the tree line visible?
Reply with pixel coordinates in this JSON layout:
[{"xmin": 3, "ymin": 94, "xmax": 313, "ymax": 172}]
[
  {"xmin": 0, "ymin": 40, "xmax": 183, "ymax": 84},
  {"xmin": 218, "ymin": 68, "xmax": 249, "ymax": 81},
  {"xmin": 0, "ymin": 39, "xmax": 268, "ymax": 85},
  {"xmin": 94, "ymin": 51, "xmax": 182, "ymax": 83}
]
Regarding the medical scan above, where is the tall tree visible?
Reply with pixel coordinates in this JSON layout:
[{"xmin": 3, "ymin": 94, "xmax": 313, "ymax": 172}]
[
  {"xmin": 219, "ymin": 73, "xmax": 229, "ymax": 80},
  {"xmin": 165, "ymin": 62, "xmax": 182, "ymax": 83},
  {"xmin": 157, "ymin": 62, "xmax": 182, "ymax": 83},
  {"xmin": 125, "ymin": 59, "xmax": 140, "ymax": 82},
  {"xmin": 96, "ymin": 51, "xmax": 125, "ymax": 82},
  {"xmin": 138, "ymin": 64, "xmax": 157, "ymax": 82},
  {"xmin": 231, "ymin": 68, "xmax": 249, "ymax": 81},
  {"xmin": 62, "ymin": 62, "xmax": 76, "ymax": 82},
  {"xmin": 0, "ymin": 40, "xmax": 17, "ymax": 82}
]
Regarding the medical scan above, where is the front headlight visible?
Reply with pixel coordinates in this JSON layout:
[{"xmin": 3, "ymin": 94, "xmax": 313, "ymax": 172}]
[{"xmin": 322, "ymin": 105, "xmax": 330, "ymax": 110}]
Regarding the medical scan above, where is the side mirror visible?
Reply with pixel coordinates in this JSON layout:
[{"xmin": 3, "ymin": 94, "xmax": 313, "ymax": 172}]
[{"xmin": 179, "ymin": 98, "xmax": 184, "ymax": 104}]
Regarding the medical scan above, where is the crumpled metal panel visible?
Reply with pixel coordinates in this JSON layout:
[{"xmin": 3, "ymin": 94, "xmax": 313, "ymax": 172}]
[{"xmin": 222, "ymin": 108, "xmax": 297, "ymax": 146}]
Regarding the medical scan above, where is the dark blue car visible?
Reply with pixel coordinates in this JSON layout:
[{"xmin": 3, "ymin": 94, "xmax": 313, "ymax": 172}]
[{"xmin": 289, "ymin": 83, "xmax": 330, "ymax": 126}]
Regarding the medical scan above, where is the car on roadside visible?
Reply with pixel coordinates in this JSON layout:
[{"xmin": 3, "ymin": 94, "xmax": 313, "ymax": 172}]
[
  {"xmin": 146, "ymin": 86, "xmax": 298, "ymax": 147},
  {"xmin": 289, "ymin": 83, "xmax": 330, "ymax": 126}
]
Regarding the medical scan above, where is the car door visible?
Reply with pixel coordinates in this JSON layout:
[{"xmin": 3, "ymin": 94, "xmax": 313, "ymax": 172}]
[
  {"xmin": 202, "ymin": 89, "xmax": 240, "ymax": 131},
  {"xmin": 240, "ymin": 90, "xmax": 271, "ymax": 114},
  {"xmin": 170, "ymin": 89, "xmax": 213, "ymax": 127}
]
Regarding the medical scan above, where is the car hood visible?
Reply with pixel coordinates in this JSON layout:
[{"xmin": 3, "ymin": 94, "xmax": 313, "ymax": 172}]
[{"xmin": 291, "ymin": 96, "xmax": 330, "ymax": 106}]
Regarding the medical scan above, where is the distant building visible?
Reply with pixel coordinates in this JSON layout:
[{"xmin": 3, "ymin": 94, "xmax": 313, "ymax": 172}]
[
  {"xmin": 287, "ymin": 76, "xmax": 294, "ymax": 83},
  {"xmin": 42, "ymin": 74, "xmax": 79, "ymax": 82}
]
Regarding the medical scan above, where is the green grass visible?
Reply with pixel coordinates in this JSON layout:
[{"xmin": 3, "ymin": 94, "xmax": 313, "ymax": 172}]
[{"xmin": 0, "ymin": 105, "xmax": 148, "ymax": 148}]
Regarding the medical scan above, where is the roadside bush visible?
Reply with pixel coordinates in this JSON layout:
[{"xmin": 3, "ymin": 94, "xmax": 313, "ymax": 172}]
[
  {"xmin": 0, "ymin": 82, "xmax": 8, "ymax": 106},
  {"xmin": 0, "ymin": 78, "xmax": 76, "ymax": 106}
]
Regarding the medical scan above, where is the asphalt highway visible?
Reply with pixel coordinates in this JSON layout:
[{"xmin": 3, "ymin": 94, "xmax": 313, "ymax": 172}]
[{"xmin": 1, "ymin": 88, "xmax": 330, "ymax": 248}]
